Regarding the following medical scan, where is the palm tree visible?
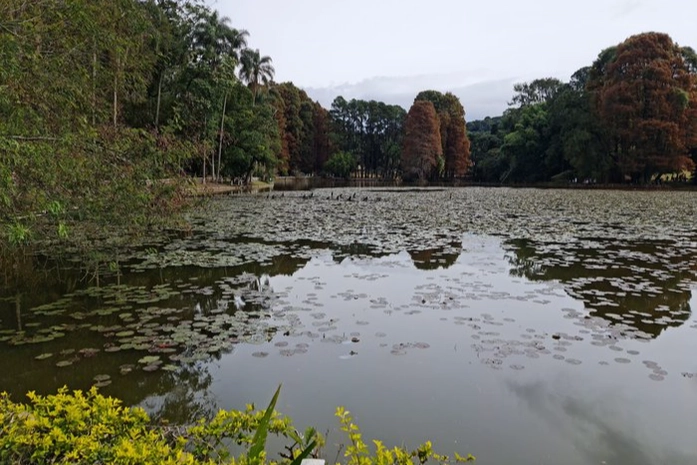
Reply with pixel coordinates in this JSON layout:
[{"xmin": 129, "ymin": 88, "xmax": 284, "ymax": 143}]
[
  {"xmin": 190, "ymin": 10, "xmax": 248, "ymax": 182},
  {"xmin": 191, "ymin": 10, "xmax": 248, "ymax": 71},
  {"xmin": 239, "ymin": 48, "xmax": 275, "ymax": 105}
]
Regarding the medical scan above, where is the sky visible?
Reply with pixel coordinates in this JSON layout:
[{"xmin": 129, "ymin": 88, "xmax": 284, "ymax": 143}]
[{"xmin": 213, "ymin": 0, "xmax": 696, "ymax": 120}]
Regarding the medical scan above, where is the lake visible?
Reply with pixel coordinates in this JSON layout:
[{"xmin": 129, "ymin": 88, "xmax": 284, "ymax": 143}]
[{"xmin": 1, "ymin": 187, "xmax": 696, "ymax": 465}]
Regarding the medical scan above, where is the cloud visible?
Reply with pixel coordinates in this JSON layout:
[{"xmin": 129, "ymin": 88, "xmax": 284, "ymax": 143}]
[
  {"xmin": 300, "ymin": 74, "xmax": 519, "ymax": 121},
  {"xmin": 612, "ymin": 0, "xmax": 644, "ymax": 19},
  {"xmin": 507, "ymin": 379, "xmax": 696, "ymax": 465}
]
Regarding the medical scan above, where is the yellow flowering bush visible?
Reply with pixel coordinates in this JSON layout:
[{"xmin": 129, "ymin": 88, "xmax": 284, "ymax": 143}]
[{"xmin": 0, "ymin": 387, "xmax": 474, "ymax": 465}]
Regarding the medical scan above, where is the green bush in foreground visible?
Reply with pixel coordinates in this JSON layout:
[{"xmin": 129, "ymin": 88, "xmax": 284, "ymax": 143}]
[{"xmin": 0, "ymin": 387, "xmax": 475, "ymax": 465}]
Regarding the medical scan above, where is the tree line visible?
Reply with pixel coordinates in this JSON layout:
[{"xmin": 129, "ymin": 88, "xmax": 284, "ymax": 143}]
[
  {"xmin": 0, "ymin": 0, "xmax": 473, "ymax": 246},
  {"xmin": 2, "ymin": 0, "xmax": 696, "ymax": 246},
  {"xmin": 468, "ymin": 32, "xmax": 697, "ymax": 185}
]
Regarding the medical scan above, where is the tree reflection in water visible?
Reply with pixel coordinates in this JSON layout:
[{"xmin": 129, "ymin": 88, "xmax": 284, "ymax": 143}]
[{"xmin": 505, "ymin": 238, "xmax": 694, "ymax": 338}]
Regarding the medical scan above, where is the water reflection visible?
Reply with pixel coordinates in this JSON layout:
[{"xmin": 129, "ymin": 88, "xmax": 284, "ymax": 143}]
[
  {"xmin": 505, "ymin": 238, "xmax": 694, "ymax": 338},
  {"xmin": 507, "ymin": 380, "xmax": 697, "ymax": 465},
  {"xmin": 139, "ymin": 363, "xmax": 217, "ymax": 425},
  {"xmin": 2, "ymin": 229, "xmax": 697, "ymax": 465},
  {"xmin": 408, "ymin": 245, "xmax": 460, "ymax": 270}
]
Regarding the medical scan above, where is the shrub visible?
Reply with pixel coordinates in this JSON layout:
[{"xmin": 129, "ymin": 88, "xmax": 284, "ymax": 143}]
[
  {"xmin": 0, "ymin": 387, "xmax": 474, "ymax": 465},
  {"xmin": 324, "ymin": 152, "xmax": 357, "ymax": 179}
]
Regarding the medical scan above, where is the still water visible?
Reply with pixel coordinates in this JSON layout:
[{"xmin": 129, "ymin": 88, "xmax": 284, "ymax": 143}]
[{"xmin": 1, "ymin": 187, "xmax": 696, "ymax": 465}]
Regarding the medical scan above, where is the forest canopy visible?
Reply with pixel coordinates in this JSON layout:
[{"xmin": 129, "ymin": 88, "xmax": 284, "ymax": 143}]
[
  {"xmin": 468, "ymin": 32, "xmax": 697, "ymax": 185},
  {"xmin": 1, "ymin": 0, "xmax": 695, "ymax": 247}
]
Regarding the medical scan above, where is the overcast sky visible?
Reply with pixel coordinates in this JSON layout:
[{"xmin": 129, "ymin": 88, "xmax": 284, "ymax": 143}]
[{"xmin": 214, "ymin": 0, "xmax": 696, "ymax": 120}]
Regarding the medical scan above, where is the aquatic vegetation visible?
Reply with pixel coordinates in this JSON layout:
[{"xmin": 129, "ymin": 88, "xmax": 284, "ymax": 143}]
[{"xmin": 1, "ymin": 187, "xmax": 696, "ymax": 464}]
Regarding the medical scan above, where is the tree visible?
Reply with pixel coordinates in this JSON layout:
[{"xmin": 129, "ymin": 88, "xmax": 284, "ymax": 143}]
[
  {"xmin": 509, "ymin": 78, "xmax": 564, "ymax": 107},
  {"xmin": 546, "ymin": 76, "xmax": 610, "ymax": 182},
  {"xmin": 220, "ymin": 84, "xmax": 279, "ymax": 183},
  {"xmin": 324, "ymin": 152, "xmax": 356, "ymax": 178},
  {"xmin": 312, "ymin": 103, "xmax": 333, "ymax": 172},
  {"xmin": 414, "ymin": 91, "xmax": 471, "ymax": 178},
  {"xmin": 191, "ymin": 9, "xmax": 247, "ymax": 71},
  {"xmin": 467, "ymin": 118, "xmax": 506, "ymax": 182},
  {"xmin": 401, "ymin": 101, "xmax": 441, "ymax": 181},
  {"xmin": 499, "ymin": 104, "xmax": 550, "ymax": 183},
  {"xmin": 327, "ymin": 97, "xmax": 405, "ymax": 178},
  {"xmin": 596, "ymin": 32, "xmax": 697, "ymax": 182},
  {"xmin": 239, "ymin": 49, "xmax": 275, "ymax": 105}
]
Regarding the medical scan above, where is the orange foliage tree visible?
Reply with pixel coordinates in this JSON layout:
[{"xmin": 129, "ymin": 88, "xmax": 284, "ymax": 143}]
[
  {"xmin": 401, "ymin": 100, "xmax": 441, "ymax": 181},
  {"xmin": 597, "ymin": 32, "xmax": 697, "ymax": 182},
  {"xmin": 415, "ymin": 91, "xmax": 471, "ymax": 178}
]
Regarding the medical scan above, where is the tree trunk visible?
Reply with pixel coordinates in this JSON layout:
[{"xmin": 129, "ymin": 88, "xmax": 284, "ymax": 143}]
[
  {"xmin": 92, "ymin": 38, "xmax": 97, "ymax": 126},
  {"xmin": 202, "ymin": 117, "xmax": 207, "ymax": 184},
  {"xmin": 217, "ymin": 90, "xmax": 228, "ymax": 182},
  {"xmin": 113, "ymin": 55, "xmax": 118, "ymax": 128},
  {"xmin": 155, "ymin": 72, "xmax": 163, "ymax": 130},
  {"xmin": 211, "ymin": 140, "xmax": 215, "ymax": 182}
]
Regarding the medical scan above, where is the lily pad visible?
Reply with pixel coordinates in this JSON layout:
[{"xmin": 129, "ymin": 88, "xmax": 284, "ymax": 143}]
[{"xmin": 115, "ymin": 331, "xmax": 135, "ymax": 337}]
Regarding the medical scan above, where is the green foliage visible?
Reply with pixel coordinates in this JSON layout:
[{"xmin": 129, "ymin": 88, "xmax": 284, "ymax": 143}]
[
  {"xmin": 0, "ymin": 387, "xmax": 313, "ymax": 465},
  {"xmin": 57, "ymin": 223, "xmax": 69, "ymax": 240},
  {"xmin": 324, "ymin": 152, "xmax": 357, "ymax": 179},
  {"xmin": 329, "ymin": 97, "xmax": 406, "ymax": 178},
  {"xmin": 249, "ymin": 385, "xmax": 282, "ymax": 465},
  {"xmin": 6, "ymin": 222, "xmax": 32, "ymax": 247},
  {"xmin": 336, "ymin": 407, "xmax": 474, "ymax": 465},
  {"xmin": 0, "ymin": 388, "xmax": 473, "ymax": 465},
  {"xmin": 221, "ymin": 87, "xmax": 280, "ymax": 182},
  {"xmin": 509, "ymin": 78, "xmax": 563, "ymax": 107},
  {"xmin": 469, "ymin": 33, "xmax": 697, "ymax": 185}
]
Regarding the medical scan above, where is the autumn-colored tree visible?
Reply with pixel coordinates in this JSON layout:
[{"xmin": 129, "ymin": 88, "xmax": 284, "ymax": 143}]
[
  {"xmin": 401, "ymin": 101, "xmax": 441, "ymax": 181},
  {"xmin": 271, "ymin": 82, "xmax": 330, "ymax": 175},
  {"xmin": 272, "ymin": 96, "xmax": 291, "ymax": 174},
  {"xmin": 274, "ymin": 83, "xmax": 303, "ymax": 173},
  {"xmin": 596, "ymin": 32, "xmax": 697, "ymax": 182},
  {"xmin": 414, "ymin": 91, "xmax": 471, "ymax": 178}
]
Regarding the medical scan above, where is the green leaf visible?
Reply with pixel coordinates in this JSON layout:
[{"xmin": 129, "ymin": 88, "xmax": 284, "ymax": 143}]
[
  {"xmin": 248, "ymin": 384, "xmax": 281, "ymax": 465},
  {"xmin": 289, "ymin": 440, "xmax": 317, "ymax": 465}
]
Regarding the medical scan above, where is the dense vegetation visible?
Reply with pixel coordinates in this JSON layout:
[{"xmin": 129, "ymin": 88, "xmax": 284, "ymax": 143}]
[
  {"xmin": 0, "ymin": 0, "xmax": 472, "ymax": 248},
  {"xmin": 2, "ymin": 0, "xmax": 696, "ymax": 249},
  {"xmin": 0, "ymin": 387, "xmax": 474, "ymax": 465},
  {"xmin": 468, "ymin": 33, "xmax": 697, "ymax": 185}
]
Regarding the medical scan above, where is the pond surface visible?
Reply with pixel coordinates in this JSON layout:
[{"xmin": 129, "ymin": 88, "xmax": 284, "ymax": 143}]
[{"xmin": 2, "ymin": 187, "xmax": 697, "ymax": 465}]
